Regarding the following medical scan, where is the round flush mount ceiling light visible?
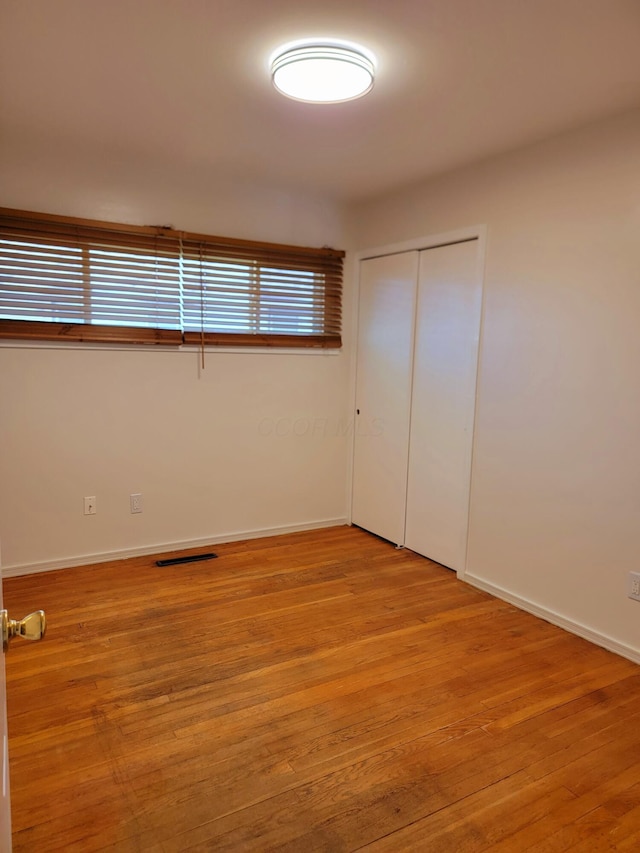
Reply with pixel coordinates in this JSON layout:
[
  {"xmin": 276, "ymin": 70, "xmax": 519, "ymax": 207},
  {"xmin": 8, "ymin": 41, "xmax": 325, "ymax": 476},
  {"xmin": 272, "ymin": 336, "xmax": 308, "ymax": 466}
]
[{"xmin": 270, "ymin": 39, "xmax": 376, "ymax": 103}]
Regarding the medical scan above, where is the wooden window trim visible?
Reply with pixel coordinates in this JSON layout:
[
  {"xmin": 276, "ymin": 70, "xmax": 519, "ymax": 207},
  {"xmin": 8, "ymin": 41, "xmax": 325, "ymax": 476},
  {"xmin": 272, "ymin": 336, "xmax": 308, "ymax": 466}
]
[{"xmin": 0, "ymin": 319, "xmax": 183, "ymax": 346}]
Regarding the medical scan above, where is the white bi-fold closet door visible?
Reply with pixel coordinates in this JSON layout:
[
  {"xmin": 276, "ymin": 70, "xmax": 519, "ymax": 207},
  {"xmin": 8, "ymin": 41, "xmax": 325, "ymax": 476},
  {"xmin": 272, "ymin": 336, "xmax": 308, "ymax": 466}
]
[{"xmin": 351, "ymin": 238, "xmax": 482, "ymax": 572}]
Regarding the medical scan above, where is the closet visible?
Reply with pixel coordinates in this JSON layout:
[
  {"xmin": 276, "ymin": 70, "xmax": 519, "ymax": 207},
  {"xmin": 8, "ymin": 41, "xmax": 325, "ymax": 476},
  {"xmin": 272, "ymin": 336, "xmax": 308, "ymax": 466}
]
[{"xmin": 351, "ymin": 237, "xmax": 482, "ymax": 572}]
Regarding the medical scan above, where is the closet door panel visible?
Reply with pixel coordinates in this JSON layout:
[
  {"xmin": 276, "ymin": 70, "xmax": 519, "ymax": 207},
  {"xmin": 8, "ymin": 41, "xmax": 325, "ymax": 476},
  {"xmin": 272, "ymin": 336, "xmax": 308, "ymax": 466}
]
[
  {"xmin": 405, "ymin": 240, "xmax": 481, "ymax": 570},
  {"xmin": 351, "ymin": 252, "xmax": 419, "ymax": 545}
]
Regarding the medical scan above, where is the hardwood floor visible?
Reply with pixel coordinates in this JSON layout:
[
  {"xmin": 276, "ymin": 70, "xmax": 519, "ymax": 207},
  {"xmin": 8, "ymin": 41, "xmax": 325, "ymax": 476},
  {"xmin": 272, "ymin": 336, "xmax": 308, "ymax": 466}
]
[{"xmin": 4, "ymin": 525, "xmax": 640, "ymax": 851}]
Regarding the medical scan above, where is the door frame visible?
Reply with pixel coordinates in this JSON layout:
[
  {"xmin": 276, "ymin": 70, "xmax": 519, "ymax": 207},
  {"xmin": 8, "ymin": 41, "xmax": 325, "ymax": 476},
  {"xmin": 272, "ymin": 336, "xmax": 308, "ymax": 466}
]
[
  {"xmin": 0, "ymin": 538, "xmax": 12, "ymax": 851},
  {"xmin": 346, "ymin": 224, "xmax": 488, "ymax": 580}
]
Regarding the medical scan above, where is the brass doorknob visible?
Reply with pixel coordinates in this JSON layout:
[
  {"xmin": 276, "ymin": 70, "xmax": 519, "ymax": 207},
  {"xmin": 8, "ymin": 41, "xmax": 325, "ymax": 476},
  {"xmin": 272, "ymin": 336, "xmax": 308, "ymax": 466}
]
[{"xmin": 1, "ymin": 610, "xmax": 46, "ymax": 651}]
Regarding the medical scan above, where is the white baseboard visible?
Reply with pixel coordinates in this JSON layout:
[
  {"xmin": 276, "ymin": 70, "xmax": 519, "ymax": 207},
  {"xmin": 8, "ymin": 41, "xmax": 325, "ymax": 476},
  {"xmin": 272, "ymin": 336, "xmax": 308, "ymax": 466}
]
[
  {"xmin": 1, "ymin": 517, "xmax": 349, "ymax": 579},
  {"xmin": 463, "ymin": 573, "xmax": 640, "ymax": 666}
]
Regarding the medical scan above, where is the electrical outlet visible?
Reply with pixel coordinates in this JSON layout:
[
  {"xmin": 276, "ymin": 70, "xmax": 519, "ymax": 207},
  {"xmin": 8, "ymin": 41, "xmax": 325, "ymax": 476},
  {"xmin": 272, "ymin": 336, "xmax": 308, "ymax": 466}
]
[
  {"xmin": 84, "ymin": 496, "xmax": 96, "ymax": 515},
  {"xmin": 629, "ymin": 572, "xmax": 640, "ymax": 602},
  {"xmin": 130, "ymin": 493, "xmax": 143, "ymax": 514}
]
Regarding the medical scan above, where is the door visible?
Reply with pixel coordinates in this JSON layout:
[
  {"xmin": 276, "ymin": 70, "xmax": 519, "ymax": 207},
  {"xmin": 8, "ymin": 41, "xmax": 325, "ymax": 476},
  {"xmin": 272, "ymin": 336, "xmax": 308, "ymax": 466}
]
[
  {"xmin": 0, "ymin": 554, "xmax": 47, "ymax": 851},
  {"xmin": 352, "ymin": 251, "xmax": 419, "ymax": 545},
  {"xmin": 404, "ymin": 239, "xmax": 481, "ymax": 571},
  {"xmin": 0, "ymin": 566, "xmax": 11, "ymax": 851}
]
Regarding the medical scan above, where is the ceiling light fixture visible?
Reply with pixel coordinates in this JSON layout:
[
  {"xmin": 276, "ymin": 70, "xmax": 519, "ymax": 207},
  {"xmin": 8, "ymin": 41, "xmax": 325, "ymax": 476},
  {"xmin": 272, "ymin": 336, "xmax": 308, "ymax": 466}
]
[{"xmin": 270, "ymin": 39, "xmax": 376, "ymax": 104}]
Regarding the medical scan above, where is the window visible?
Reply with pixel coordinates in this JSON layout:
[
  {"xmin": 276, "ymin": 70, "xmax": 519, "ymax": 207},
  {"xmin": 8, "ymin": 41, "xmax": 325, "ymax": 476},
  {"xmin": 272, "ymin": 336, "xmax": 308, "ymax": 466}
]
[{"xmin": 0, "ymin": 208, "xmax": 344, "ymax": 348}]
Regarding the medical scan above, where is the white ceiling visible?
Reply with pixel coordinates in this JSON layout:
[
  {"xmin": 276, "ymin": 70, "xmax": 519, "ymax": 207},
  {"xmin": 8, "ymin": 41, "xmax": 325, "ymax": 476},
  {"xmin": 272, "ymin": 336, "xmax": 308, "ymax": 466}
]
[{"xmin": 2, "ymin": 0, "xmax": 640, "ymax": 203}]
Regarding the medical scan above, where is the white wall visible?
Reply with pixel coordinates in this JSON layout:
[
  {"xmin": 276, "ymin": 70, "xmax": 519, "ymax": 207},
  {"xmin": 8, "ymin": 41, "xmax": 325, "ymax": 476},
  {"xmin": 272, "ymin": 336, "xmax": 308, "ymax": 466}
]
[
  {"xmin": 348, "ymin": 108, "xmax": 640, "ymax": 661},
  {"xmin": 0, "ymin": 145, "xmax": 352, "ymax": 573}
]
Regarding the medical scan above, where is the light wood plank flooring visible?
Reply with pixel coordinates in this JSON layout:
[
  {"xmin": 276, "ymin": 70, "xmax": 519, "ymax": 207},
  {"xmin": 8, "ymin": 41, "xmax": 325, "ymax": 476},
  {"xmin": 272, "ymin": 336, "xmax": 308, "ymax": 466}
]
[{"xmin": 4, "ymin": 525, "xmax": 640, "ymax": 851}]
